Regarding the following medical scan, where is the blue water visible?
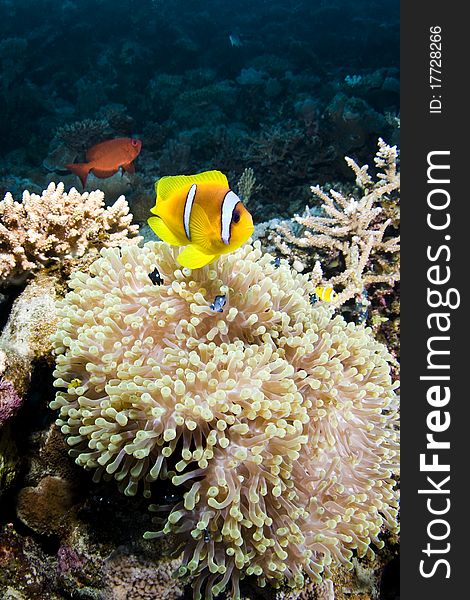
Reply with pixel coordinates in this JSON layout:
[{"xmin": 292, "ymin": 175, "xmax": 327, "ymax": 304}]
[{"xmin": 0, "ymin": 0, "xmax": 399, "ymax": 218}]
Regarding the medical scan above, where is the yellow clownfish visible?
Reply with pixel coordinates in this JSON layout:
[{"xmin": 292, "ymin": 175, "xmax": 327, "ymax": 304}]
[
  {"xmin": 148, "ymin": 170, "xmax": 254, "ymax": 269},
  {"xmin": 315, "ymin": 286, "xmax": 338, "ymax": 302}
]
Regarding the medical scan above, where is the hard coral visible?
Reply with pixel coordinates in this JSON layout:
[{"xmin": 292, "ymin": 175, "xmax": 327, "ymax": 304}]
[
  {"xmin": 0, "ymin": 182, "xmax": 141, "ymax": 286},
  {"xmin": 55, "ymin": 118, "xmax": 109, "ymax": 152},
  {"xmin": 275, "ymin": 139, "xmax": 400, "ymax": 306},
  {"xmin": 103, "ymin": 549, "xmax": 183, "ymax": 600},
  {"xmin": 0, "ymin": 274, "xmax": 58, "ymax": 417},
  {"xmin": 16, "ymin": 475, "xmax": 78, "ymax": 536},
  {"xmin": 51, "ymin": 241, "xmax": 399, "ymax": 600}
]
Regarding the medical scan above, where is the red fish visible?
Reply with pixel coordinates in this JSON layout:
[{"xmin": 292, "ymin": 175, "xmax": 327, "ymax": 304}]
[{"xmin": 66, "ymin": 137, "xmax": 142, "ymax": 188}]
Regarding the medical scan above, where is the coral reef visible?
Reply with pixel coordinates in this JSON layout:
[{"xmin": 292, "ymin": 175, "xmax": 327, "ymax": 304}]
[
  {"xmin": 55, "ymin": 118, "xmax": 110, "ymax": 153},
  {"xmin": 0, "ymin": 424, "xmax": 19, "ymax": 496},
  {"xmin": 0, "ymin": 2, "xmax": 400, "ymax": 599},
  {"xmin": 0, "ymin": 513, "xmax": 185, "ymax": 600},
  {"xmin": 0, "ymin": 522, "xmax": 58, "ymax": 598},
  {"xmin": 0, "ymin": 182, "xmax": 141, "ymax": 287},
  {"xmin": 0, "ymin": 274, "xmax": 58, "ymax": 425},
  {"xmin": 0, "ymin": 180, "xmax": 142, "ymax": 490},
  {"xmin": 1, "ymin": 408, "xmax": 187, "ymax": 598},
  {"xmin": 0, "ymin": 380, "xmax": 22, "ymax": 429},
  {"xmin": 103, "ymin": 549, "xmax": 184, "ymax": 600},
  {"xmin": 16, "ymin": 475, "xmax": 79, "ymax": 536},
  {"xmin": 51, "ymin": 240, "xmax": 399, "ymax": 599},
  {"xmin": 275, "ymin": 139, "xmax": 400, "ymax": 306}
]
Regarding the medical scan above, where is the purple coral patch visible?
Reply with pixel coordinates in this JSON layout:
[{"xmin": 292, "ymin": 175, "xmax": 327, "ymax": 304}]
[
  {"xmin": 57, "ymin": 545, "xmax": 85, "ymax": 575},
  {"xmin": 0, "ymin": 379, "xmax": 22, "ymax": 428}
]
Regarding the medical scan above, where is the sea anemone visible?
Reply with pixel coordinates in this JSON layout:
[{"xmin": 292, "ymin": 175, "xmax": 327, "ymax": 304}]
[{"xmin": 51, "ymin": 241, "xmax": 399, "ymax": 599}]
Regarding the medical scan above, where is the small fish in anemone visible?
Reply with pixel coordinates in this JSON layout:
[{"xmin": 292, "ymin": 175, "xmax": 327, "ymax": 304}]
[
  {"xmin": 148, "ymin": 170, "xmax": 254, "ymax": 269},
  {"xmin": 209, "ymin": 294, "xmax": 226, "ymax": 312},
  {"xmin": 315, "ymin": 285, "xmax": 337, "ymax": 302},
  {"xmin": 66, "ymin": 137, "xmax": 142, "ymax": 188},
  {"xmin": 148, "ymin": 266, "xmax": 164, "ymax": 286}
]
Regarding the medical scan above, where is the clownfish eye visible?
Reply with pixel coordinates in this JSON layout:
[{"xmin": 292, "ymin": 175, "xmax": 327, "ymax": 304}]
[
  {"xmin": 131, "ymin": 139, "xmax": 139, "ymax": 147},
  {"xmin": 232, "ymin": 210, "xmax": 240, "ymax": 224}
]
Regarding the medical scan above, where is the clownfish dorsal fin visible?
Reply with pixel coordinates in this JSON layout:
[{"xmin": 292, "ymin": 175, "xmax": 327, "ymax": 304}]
[{"xmin": 154, "ymin": 170, "xmax": 229, "ymax": 204}]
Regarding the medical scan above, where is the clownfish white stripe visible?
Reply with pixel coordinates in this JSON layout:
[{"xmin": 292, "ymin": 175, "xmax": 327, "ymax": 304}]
[
  {"xmin": 221, "ymin": 190, "xmax": 240, "ymax": 245},
  {"xmin": 315, "ymin": 286, "xmax": 338, "ymax": 302},
  {"xmin": 183, "ymin": 183, "xmax": 197, "ymax": 241}
]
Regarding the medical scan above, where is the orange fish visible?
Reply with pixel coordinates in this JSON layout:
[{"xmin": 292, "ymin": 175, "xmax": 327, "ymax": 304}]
[
  {"xmin": 148, "ymin": 170, "xmax": 254, "ymax": 268},
  {"xmin": 66, "ymin": 137, "xmax": 142, "ymax": 188}
]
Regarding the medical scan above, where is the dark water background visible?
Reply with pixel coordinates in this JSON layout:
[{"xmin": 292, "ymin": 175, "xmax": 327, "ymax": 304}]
[{"xmin": 0, "ymin": 0, "xmax": 399, "ymax": 219}]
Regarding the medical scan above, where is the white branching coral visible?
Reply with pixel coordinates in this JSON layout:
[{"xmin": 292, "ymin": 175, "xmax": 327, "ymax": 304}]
[
  {"xmin": 275, "ymin": 139, "xmax": 400, "ymax": 305},
  {"xmin": 51, "ymin": 241, "xmax": 399, "ymax": 600},
  {"xmin": 0, "ymin": 182, "xmax": 141, "ymax": 286}
]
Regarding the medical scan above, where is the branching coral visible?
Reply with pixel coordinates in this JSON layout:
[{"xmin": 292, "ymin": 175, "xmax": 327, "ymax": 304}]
[
  {"xmin": 275, "ymin": 139, "xmax": 400, "ymax": 306},
  {"xmin": 0, "ymin": 182, "xmax": 141, "ymax": 286},
  {"xmin": 51, "ymin": 241, "xmax": 399, "ymax": 600}
]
